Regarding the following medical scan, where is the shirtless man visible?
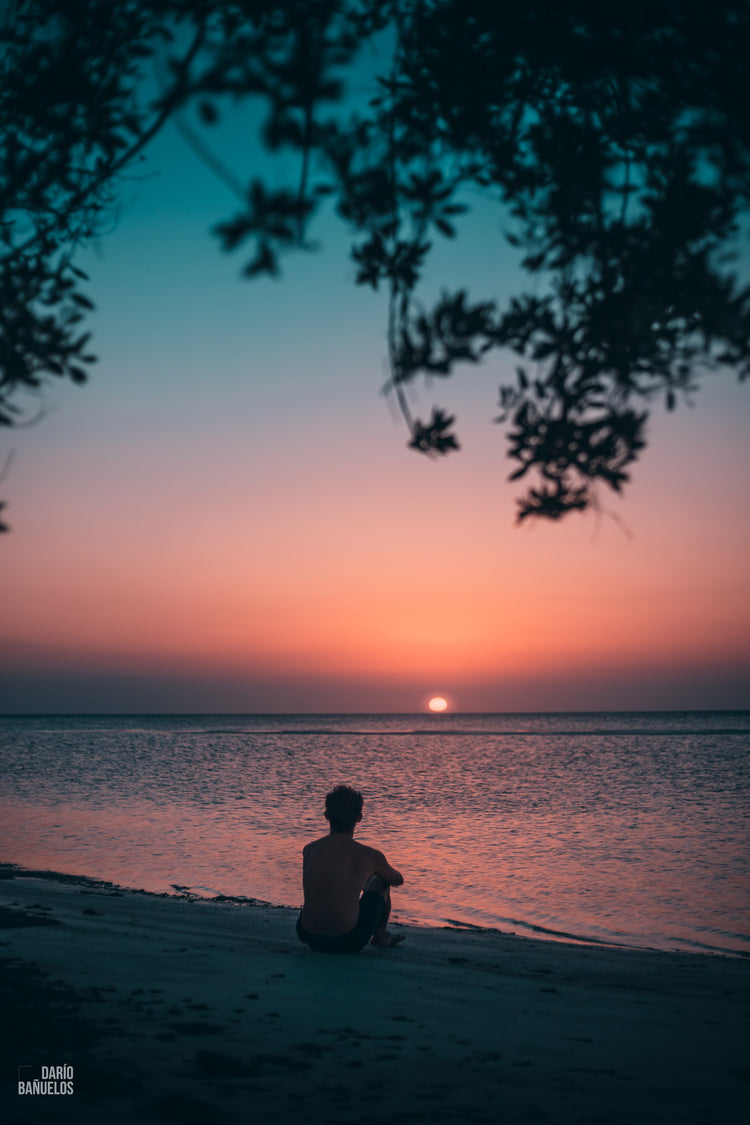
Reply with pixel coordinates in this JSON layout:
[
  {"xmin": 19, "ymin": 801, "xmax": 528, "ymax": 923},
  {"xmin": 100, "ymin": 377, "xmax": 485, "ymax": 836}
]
[{"xmin": 296, "ymin": 785, "xmax": 404, "ymax": 953}]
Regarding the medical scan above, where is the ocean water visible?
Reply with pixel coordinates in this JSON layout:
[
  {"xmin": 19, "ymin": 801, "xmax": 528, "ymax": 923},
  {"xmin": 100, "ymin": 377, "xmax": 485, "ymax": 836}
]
[{"xmin": 1, "ymin": 712, "xmax": 748, "ymax": 956}]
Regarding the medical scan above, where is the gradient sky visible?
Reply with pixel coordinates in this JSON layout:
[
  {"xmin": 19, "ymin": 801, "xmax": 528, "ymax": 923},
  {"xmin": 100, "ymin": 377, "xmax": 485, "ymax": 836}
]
[{"xmin": 1, "ymin": 81, "xmax": 749, "ymax": 713}]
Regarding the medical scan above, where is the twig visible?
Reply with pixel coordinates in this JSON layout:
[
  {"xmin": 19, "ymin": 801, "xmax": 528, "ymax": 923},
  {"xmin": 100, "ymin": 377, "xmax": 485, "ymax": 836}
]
[{"xmin": 171, "ymin": 115, "xmax": 247, "ymax": 202}]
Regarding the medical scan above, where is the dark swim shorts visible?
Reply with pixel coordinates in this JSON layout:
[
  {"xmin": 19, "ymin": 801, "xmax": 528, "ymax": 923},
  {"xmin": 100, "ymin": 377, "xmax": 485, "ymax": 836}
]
[{"xmin": 296, "ymin": 890, "xmax": 386, "ymax": 954}]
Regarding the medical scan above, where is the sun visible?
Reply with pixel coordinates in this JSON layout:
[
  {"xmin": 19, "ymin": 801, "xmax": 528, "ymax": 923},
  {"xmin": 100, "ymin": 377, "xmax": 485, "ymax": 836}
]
[{"xmin": 427, "ymin": 696, "xmax": 448, "ymax": 713}]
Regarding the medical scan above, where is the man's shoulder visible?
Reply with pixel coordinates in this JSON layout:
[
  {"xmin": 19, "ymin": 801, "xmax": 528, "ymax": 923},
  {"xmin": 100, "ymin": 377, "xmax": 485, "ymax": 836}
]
[{"xmin": 353, "ymin": 839, "xmax": 385, "ymax": 861}]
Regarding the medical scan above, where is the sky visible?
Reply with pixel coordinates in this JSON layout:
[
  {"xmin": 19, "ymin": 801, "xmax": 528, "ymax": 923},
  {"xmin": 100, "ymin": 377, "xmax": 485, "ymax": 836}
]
[{"xmin": 1, "ymin": 57, "xmax": 749, "ymax": 713}]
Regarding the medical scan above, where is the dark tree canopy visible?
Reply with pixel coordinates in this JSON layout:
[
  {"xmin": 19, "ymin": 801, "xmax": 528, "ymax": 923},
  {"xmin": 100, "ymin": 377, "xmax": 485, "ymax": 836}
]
[{"xmin": 2, "ymin": 0, "xmax": 749, "ymax": 531}]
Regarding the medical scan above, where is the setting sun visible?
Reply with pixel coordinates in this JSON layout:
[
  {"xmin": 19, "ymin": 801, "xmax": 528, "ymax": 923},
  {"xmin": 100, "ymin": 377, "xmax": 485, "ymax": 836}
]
[{"xmin": 428, "ymin": 696, "xmax": 448, "ymax": 712}]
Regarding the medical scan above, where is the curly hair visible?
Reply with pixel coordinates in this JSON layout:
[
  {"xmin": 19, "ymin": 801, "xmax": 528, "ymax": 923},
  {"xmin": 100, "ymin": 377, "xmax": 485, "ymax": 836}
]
[{"xmin": 325, "ymin": 785, "xmax": 363, "ymax": 832}]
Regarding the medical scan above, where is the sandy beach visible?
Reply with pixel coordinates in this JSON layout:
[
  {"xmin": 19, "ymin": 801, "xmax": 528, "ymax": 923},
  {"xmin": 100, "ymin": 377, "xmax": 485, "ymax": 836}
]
[{"xmin": 2, "ymin": 866, "xmax": 748, "ymax": 1125}]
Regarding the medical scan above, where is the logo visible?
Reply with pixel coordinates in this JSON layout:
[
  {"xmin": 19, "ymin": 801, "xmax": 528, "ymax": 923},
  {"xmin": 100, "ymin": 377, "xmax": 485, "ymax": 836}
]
[{"xmin": 17, "ymin": 1065, "xmax": 74, "ymax": 1095}]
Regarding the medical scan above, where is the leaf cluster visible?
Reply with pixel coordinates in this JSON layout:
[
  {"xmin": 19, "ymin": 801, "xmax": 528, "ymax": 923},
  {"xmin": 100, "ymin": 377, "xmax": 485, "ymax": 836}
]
[{"xmin": 0, "ymin": 0, "xmax": 190, "ymax": 428}]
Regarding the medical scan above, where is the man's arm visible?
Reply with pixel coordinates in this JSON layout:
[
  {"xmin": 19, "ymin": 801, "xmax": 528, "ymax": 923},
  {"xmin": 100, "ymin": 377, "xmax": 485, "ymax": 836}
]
[{"xmin": 369, "ymin": 847, "xmax": 404, "ymax": 886}]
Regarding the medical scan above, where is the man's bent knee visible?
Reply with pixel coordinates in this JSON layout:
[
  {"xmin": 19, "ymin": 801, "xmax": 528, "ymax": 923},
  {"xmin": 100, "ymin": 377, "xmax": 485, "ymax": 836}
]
[{"xmin": 364, "ymin": 875, "xmax": 390, "ymax": 896}]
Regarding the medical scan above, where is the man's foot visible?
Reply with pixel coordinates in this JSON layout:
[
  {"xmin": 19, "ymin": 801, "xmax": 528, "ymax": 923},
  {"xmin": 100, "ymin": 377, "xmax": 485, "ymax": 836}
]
[{"xmin": 370, "ymin": 930, "xmax": 405, "ymax": 948}]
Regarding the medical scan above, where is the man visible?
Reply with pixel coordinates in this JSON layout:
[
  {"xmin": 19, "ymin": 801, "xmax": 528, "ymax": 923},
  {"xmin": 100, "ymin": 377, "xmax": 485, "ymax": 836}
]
[{"xmin": 296, "ymin": 785, "xmax": 405, "ymax": 953}]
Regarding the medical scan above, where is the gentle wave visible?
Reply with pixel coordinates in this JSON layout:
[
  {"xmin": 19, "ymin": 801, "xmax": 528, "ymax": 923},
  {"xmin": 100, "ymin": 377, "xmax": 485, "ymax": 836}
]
[
  {"xmin": 211, "ymin": 727, "xmax": 749, "ymax": 737},
  {"xmin": 13, "ymin": 726, "xmax": 749, "ymax": 738}
]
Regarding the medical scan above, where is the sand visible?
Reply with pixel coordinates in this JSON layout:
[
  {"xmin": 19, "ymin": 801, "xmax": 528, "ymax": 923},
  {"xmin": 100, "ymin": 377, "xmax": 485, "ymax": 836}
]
[{"xmin": 1, "ymin": 866, "xmax": 748, "ymax": 1125}]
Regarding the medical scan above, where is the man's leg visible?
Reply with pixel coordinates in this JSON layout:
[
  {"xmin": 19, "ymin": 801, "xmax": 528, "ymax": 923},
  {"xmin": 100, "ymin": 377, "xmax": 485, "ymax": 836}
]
[{"xmin": 363, "ymin": 875, "xmax": 404, "ymax": 948}]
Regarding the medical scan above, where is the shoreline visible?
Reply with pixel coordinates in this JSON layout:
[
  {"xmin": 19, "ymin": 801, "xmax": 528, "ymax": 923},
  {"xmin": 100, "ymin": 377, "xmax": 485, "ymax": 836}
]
[
  {"xmin": 2, "ymin": 861, "xmax": 746, "ymax": 961},
  {"xmin": 2, "ymin": 866, "xmax": 749, "ymax": 1124}
]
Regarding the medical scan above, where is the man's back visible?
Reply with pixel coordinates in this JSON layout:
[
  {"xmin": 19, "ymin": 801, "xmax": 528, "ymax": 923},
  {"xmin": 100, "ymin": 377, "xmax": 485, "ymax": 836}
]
[{"xmin": 301, "ymin": 833, "xmax": 402, "ymax": 934}]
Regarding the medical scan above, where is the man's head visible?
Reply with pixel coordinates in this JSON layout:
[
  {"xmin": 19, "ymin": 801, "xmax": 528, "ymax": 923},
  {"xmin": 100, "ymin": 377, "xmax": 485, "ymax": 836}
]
[{"xmin": 325, "ymin": 785, "xmax": 363, "ymax": 833}]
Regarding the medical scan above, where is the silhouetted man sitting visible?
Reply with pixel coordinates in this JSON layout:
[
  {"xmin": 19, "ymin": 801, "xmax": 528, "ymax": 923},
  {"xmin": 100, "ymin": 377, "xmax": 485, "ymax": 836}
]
[{"xmin": 296, "ymin": 785, "xmax": 405, "ymax": 953}]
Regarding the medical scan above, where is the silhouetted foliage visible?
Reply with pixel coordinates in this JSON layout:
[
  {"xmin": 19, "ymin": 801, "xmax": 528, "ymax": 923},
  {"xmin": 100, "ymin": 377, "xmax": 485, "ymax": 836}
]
[{"xmin": 2, "ymin": 0, "xmax": 749, "ymax": 530}]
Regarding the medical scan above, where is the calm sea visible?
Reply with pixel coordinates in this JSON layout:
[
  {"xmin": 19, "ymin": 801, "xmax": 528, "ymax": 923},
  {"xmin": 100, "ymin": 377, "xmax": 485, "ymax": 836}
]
[{"xmin": 1, "ymin": 712, "xmax": 748, "ymax": 956}]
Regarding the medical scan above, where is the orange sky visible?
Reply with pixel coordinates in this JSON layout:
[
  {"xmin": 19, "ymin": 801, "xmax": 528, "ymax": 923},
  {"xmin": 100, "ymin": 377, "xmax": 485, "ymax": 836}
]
[{"xmin": 2, "ymin": 367, "xmax": 748, "ymax": 711}]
